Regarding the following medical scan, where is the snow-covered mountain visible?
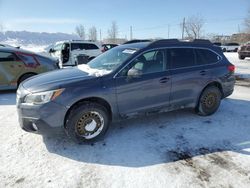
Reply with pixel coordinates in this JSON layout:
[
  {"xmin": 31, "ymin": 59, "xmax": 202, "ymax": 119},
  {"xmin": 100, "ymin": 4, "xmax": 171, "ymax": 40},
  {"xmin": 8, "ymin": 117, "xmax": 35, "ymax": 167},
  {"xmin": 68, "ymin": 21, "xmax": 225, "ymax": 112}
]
[{"xmin": 0, "ymin": 31, "xmax": 80, "ymax": 46}]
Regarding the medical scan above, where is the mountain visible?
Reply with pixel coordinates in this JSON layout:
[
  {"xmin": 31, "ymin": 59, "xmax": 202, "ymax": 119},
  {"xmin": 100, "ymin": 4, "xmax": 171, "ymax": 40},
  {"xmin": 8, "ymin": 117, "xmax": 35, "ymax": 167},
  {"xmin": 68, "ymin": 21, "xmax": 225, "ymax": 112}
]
[{"xmin": 0, "ymin": 31, "xmax": 80, "ymax": 46}]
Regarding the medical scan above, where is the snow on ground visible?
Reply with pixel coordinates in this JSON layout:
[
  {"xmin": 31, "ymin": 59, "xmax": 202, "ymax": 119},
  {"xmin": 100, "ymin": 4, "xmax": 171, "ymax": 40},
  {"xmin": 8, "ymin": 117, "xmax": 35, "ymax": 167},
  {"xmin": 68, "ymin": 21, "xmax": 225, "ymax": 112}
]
[
  {"xmin": 224, "ymin": 52, "xmax": 250, "ymax": 78},
  {"xmin": 0, "ymin": 84, "xmax": 250, "ymax": 188}
]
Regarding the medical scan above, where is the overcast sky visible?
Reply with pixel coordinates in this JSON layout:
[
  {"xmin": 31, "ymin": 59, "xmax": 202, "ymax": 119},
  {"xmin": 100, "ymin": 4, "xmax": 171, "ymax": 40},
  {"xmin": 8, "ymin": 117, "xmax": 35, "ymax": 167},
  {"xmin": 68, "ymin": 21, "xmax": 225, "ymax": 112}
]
[{"xmin": 0, "ymin": 0, "xmax": 249, "ymax": 39}]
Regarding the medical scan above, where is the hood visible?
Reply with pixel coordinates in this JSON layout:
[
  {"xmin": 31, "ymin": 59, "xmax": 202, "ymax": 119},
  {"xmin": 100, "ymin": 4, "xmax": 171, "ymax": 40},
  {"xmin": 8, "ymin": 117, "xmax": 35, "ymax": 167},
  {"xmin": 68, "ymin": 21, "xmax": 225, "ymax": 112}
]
[{"xmin": 22, "ymin": 67, "xmax": 97, "ymax": 92}]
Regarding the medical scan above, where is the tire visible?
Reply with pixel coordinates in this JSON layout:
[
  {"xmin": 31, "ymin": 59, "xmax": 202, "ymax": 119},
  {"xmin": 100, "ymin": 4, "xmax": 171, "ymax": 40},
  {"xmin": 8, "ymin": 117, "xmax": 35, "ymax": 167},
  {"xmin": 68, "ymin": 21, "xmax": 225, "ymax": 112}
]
[
  {"xmin": 239, "ymin": 55, "xmax": 245, "ymax": 60},
  {"xmin": 196, "ymin": 86, "xmax": 222, "ymax": 116},
  {"xmin": 222, "ymin": 48, "xmax": 227, "ymax": 52},
  {"xmin": 65, "ymin": 102, "xmax": 110, "ymax": 143},
  {"xmin": 18, "ymin": 73, "xmax": 36, "ymax": 86}
]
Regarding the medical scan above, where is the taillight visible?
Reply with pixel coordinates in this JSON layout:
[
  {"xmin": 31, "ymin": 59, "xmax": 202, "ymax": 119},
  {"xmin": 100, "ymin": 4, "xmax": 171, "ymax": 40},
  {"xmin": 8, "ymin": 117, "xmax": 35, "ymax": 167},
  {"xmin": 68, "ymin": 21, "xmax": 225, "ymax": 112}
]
[{"xmin": 228, "ymin": 65, "xmax": 235, "ymax": 72}]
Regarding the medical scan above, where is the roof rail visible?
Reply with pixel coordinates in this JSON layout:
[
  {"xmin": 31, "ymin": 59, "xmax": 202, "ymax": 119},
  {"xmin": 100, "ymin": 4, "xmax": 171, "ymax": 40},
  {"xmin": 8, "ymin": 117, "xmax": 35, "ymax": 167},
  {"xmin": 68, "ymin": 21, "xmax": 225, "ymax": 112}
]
[
  {"xmin": 149, "ymin": 39, "xmax": 212, "ymax": 47},
  {"xmin": 71, "ymin": 39, "xmax": 96, "ymax": 42},
  {"xmin": 148, "ymin": 39, "xmax": 180, "ymax": 47},
  {"xmin": 192, "ymin": 39, "xmax": 212, "ymax": 44}
]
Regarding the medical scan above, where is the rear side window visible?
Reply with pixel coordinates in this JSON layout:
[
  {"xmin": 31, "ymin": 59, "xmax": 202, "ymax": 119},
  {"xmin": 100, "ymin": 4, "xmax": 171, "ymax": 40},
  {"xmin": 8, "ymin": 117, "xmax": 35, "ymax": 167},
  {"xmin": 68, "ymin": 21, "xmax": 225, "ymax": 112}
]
[
  {"xmin": 168, "ymin": 48, "xmax": 195, "ymax": 69},
  {"xmin": 71, "ymin": 43, "xmax": 99, "ymax": 51},
  {"xmin": 195, "ymin": 49, "xmax": 220, "ymax": 65},
  {"xmin": 71, "ymin": 43, "xmax": 84, "ymax": 51},
  {"xmin": 0, "ymin": 52, "xmax": 18, "ymax": 62}
]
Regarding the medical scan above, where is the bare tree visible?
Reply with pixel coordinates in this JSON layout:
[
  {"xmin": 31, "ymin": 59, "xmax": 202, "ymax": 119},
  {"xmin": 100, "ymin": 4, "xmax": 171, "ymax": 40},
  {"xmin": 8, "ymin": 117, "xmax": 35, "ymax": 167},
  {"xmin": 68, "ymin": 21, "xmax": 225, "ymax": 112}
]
[
  {"xmin": 107, "ymin": 21, "xmax": 118, "ymax": 43},
  {"xmin": 245, "ymin": 9, "xmax": 250, "ymax": 33},
  {"xmin": 183, "ymin": 15, "xmax": 204, "ymax": 39},
  {"xmin": 88, "ymin": 26, "xmax": 97, "ymax": 41},
  {"xmin": 75, "ymin": 24, "xmax": 85, "ymax": 39}
]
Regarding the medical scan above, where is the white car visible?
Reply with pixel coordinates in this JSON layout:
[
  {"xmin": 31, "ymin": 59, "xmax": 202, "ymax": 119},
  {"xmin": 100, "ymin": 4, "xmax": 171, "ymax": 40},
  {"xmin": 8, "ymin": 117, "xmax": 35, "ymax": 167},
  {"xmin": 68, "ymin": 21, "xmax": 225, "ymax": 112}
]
[
  {"xmin": 221, "ymin": 43, "xmax": 239, "ymax": 52},
  {"xmin": 49, "ymin": 40, "xmax": 102, "ymax": 68},
  {"xmin": 0, "ymin": 43, "xmax": 20, "ymax": 48}
]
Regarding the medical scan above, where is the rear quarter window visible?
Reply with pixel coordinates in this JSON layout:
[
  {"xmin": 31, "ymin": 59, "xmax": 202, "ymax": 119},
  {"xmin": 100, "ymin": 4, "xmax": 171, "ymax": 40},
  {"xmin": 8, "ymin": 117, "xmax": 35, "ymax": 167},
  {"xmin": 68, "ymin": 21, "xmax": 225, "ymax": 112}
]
[
  {"xmin": 17, "ymin": 54, "xmax": 38, "ymax": 68},
  {"xmin": 86, "ymin": 44, "xmax": 99, "ymax": 50},
  {"xmin": 195, "ymin": 49, "xmax": 220, "ymax": 65}
]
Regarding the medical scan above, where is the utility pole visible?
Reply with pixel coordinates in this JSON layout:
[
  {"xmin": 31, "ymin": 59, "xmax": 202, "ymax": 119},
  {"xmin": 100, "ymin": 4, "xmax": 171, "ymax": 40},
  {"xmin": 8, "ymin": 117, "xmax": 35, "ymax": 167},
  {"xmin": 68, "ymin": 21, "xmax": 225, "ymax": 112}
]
[
  {"xmin": 99, "ymin": 29, "xmax": 102, "ymax": 42},
  {"xmin": 130, "ymin": 26, "xmax": 133, "ymax": 40},
  {"xmin": 238, "ymin": 24, "xmax": 241, "ymax": 33},
  {"xmin": 182, "ymin": 17, "xmax": 185, "ymax": 39},
  {"xmin": 168, "ymin": 24, "xmax": 170, "ymax": 39}
]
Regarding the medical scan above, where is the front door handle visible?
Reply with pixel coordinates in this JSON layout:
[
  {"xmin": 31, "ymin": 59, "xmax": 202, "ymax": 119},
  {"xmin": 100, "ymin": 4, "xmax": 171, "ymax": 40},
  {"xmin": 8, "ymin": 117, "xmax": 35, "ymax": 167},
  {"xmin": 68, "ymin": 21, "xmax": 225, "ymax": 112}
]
[{"xmin": 159, "ymin": 77, "xmax": 170, "ymax": 83}]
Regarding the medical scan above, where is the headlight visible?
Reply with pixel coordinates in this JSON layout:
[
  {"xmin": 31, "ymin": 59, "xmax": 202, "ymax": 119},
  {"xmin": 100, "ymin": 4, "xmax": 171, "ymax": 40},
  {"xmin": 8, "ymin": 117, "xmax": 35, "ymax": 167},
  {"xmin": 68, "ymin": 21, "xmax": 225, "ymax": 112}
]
[{"xmin": 24, "ymin": 89, "xmax": 64, "ymax": 105}]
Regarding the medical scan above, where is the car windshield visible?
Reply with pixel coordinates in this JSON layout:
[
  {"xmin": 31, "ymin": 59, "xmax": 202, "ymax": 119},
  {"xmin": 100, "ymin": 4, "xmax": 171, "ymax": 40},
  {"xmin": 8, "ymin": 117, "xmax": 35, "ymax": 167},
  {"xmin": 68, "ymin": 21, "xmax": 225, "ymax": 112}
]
[{"xmin": 78, "ymin": 47, "xmax": 138, "ymax": 76}]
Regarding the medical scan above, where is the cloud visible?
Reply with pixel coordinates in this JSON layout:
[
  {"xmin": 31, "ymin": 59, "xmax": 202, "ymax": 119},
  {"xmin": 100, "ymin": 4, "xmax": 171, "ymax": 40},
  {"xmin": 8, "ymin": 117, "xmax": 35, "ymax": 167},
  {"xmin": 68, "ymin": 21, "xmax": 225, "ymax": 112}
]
[{"xmin": 8, "ymin": 18, "xmax": 82, "ymax": 24}]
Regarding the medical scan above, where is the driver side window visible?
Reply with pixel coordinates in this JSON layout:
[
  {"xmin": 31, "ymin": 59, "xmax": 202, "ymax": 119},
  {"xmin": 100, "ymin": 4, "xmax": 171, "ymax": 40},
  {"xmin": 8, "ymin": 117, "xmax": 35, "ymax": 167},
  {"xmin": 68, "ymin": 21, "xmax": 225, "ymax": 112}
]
[{"xmin": 126, "ymin": 50, "xmax": 165, "ymax": 77}]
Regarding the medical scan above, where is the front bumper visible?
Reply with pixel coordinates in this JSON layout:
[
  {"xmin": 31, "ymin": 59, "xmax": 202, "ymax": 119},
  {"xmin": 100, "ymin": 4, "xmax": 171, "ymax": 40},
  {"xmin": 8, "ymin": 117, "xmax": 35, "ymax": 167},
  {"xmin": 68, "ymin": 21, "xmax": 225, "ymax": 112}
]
[{"xmin": 17, "ymin": 88, "xmax": 68, "ymax": 134}]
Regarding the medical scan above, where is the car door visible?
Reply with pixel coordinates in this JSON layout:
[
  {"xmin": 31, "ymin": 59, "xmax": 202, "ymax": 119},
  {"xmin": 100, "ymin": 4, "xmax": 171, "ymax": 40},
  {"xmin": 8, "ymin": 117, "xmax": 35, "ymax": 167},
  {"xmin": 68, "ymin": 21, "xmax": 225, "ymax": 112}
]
[
  {"xmin": 168, "ymin": 47, "xmax": 213, "ymax": 108},
  {"xmin": 115, "ymin": 49, "xmax": 171, "ymax": 116},
  {"xmin": 0, "ymin": 51, "xmax": 23, "ymax": 88}
]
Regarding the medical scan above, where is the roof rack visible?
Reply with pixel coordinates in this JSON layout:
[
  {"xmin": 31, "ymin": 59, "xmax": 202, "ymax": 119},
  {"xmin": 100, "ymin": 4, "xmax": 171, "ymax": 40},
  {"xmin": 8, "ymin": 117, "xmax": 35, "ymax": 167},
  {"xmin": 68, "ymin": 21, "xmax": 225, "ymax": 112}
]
[
  {"xmin": 148, "ymin": 39, "xmax": 212, "ymax": 47},
  {"xmin": 71, "ymin": 39, "xmax": 96, "ymax": 42},
  {"xmin": 191, "ymin": 39, "xmax": 212, "ymax": 44}
]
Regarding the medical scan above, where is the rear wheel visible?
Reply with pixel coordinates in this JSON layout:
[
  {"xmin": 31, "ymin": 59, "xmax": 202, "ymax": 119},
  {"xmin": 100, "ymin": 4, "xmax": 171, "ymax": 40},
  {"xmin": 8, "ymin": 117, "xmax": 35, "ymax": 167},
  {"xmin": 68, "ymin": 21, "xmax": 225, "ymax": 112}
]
[
  {"xmin": 65, "ymin": 102, "xmax": 110, "ymax": 143},
  {"xmin": 196, "ymin": 86, "xmax": 222, "ymax": 116}
]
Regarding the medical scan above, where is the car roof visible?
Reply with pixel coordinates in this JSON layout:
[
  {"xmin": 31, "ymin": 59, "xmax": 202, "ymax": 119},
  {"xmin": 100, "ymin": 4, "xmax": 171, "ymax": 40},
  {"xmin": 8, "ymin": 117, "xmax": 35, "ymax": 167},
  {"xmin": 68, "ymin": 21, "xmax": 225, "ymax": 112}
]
[
  {"xmin": 57, "ymin": 40, "xmax": 99, "ymax": 44},
  {"xmin": 119, "ymin": 42, "xmax": 150, "ymax": 49},
  {"xmin": 119, "ymin": 39, "xmax": 216, "ymax": 50},
  {"xmin": 0, "ymin": 47, "xmax": 36, "ymax": 54}
]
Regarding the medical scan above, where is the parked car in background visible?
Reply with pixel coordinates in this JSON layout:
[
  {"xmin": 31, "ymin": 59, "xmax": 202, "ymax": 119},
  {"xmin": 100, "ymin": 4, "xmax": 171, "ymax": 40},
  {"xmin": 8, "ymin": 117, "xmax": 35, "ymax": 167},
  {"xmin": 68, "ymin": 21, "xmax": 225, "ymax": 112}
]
[
  {"xmin": 17, "ymin": 39, "xmax": 235, "ymax": 143},
  {"xmin": 0, "ymin": 47, "xmax": 58, "ymax": 90},
  {"xmin": 213, "ymin": 42, "xmax": 221, "ymax": 46},
  {"xmin": 123, "ymin": 39, "xmax": 152, "ymax": 44},
  {"xmin": 0, "ymin": 43, "xmax": 20, "ymax": 48},
  {"xmin": 221, "ymin": 43, "xmax": 239, "ymax": 52},
  {"xmin": 101, "ymin": 44, "xmax": 118, "ymax": 52},
  {"xmin": 49, "ymin": 40, "xmax": 102, "ymax": 68},
  {"xmin": 238, "ymin": 41, "xmax": 250, "ymax": 60}
]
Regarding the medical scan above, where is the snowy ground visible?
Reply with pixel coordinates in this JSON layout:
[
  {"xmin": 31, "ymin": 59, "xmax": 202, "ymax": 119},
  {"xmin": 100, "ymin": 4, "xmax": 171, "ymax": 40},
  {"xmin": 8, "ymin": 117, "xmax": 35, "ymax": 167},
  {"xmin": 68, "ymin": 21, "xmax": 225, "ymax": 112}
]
[
  {"xmin": 224, "ymin": 52, "xmax": 250, "ymax": 78},
  {"xmin": 0, "ymin": 51, "xmax": 250, "ymax": 188},
  {"xmin": 1, "ymin": 85, "xmax": 250, "ymax": 188}
]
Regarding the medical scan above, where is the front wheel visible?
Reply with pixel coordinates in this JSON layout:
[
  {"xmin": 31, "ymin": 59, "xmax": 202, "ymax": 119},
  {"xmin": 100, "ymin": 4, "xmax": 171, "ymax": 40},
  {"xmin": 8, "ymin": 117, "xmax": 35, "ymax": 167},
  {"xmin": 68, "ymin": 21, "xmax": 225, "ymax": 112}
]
[
  {"xmin": 65, "ymin": 102, "xmax": 110, "ymax": 143},
  {"xmin": 196, "ymin": 86, "xmax": 222, "ymax": 116}
]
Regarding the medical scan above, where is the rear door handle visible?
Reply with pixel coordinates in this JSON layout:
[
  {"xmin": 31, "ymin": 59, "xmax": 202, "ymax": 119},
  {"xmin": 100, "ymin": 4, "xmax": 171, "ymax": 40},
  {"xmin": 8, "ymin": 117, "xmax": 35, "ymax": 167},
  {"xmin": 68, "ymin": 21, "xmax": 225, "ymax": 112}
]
[
  {"xmin": 200, "ymin": 70, "xmax": 207, "ymax": 76},
  {"xmin": 159, "ymin": 77, "xmax": 170, "ymax": 83}
]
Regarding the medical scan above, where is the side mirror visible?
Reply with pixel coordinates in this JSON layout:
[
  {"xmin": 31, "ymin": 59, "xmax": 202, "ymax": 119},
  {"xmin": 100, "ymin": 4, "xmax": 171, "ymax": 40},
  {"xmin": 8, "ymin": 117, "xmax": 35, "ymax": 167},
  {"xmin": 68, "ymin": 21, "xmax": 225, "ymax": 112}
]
[
  {"xmin": 49, "ymin": 48, "xmax": 55, "ymax": 53},
  {"xmin": 127, "ymin": 68, "xmax": 142, "ymax": 78}
]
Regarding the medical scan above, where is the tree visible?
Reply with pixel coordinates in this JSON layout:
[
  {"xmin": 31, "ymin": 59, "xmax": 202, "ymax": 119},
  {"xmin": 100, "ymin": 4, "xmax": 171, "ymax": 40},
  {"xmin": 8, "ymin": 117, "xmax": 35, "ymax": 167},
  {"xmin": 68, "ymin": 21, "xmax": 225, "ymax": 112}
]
[
  {"xmin": 245, "ymin": 9, "xmax": 250, "ymax": 33},
  {"xmin": 75, "ymin": 24, "xmax": 85, "ymax": 39},
  {"xmin": 88, "ymin": 26, "xmax": 97, "ymax": 41},
  {"xmin": 107, "ymin": 21, "xmax": 118, "ymax": 43},
  {"xmin": 183, "ymin": 15, "xmax": 204, "ymax": 39}
]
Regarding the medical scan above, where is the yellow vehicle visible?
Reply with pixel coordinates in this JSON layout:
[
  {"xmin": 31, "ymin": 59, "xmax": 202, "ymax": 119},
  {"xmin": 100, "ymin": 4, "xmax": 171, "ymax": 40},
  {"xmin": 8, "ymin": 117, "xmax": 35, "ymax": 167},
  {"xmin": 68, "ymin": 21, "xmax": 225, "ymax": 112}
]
[{"xmin": 0, "ymin": 47, "xmax": 58, "ymax": 90}]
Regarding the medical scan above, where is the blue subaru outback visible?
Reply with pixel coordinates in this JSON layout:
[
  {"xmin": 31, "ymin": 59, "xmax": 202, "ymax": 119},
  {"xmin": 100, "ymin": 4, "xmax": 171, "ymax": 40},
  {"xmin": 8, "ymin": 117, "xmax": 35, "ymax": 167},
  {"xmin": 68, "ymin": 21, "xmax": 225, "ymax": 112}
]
[{"xmin": 16, "ymin": 39, "xmax": 235, "ymax": 143}]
